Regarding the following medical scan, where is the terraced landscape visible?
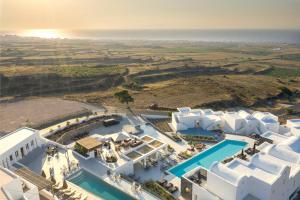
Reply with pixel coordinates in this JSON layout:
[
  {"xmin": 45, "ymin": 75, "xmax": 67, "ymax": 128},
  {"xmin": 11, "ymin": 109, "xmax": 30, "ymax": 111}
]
[{"xmin": 1, "ymin": 36, "xmax": 300, "ymax": 119}]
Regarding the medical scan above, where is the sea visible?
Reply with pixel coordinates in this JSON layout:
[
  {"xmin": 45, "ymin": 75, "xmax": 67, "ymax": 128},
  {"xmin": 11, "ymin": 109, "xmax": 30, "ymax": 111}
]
[
  {"xmin": 1, "ymin": 29, "xmax": 300, "ymax": 44},
  {"xmin": 67, "ymin": 29, "xmax": 300, "ymax": 44}
]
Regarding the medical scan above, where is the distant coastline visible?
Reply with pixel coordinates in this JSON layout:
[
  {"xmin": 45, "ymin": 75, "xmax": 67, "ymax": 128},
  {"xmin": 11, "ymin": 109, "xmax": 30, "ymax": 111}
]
[{"xmin": 1, "ymin": 29, "xmax": 300, "ymax": 44}]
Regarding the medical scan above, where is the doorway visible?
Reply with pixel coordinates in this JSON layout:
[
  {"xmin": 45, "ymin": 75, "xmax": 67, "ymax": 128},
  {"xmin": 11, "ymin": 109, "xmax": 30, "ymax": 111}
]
[{"xmin": 20, "ymin": 147, "xmax": 25, "ymax": 158}]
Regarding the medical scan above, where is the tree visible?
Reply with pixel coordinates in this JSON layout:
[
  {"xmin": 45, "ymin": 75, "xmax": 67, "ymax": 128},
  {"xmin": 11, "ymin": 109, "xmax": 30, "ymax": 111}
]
[
  {"xmin": 114, "ymin": 90, "xmax": 134, "ymax": 108},
  {"xmin": 286, "ymin": 108, "xmax": 294, "ymax": 115}
]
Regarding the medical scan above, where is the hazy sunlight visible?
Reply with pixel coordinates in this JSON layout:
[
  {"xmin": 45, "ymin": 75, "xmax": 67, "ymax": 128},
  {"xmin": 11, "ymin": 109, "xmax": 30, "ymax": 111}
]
[{"xmin": 20, "ymin": 29, "xmax": 64, "ymax": 39}]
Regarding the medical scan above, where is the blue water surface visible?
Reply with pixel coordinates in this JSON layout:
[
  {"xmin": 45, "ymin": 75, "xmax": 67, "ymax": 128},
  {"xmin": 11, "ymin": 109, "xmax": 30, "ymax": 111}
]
[
  {"xmin": 169, "ymin": 140, "xmax": 247, "ymax": 177},
  {"xmin": 69, "ymin": 170, "xmax": 135, "ymax": 200}
]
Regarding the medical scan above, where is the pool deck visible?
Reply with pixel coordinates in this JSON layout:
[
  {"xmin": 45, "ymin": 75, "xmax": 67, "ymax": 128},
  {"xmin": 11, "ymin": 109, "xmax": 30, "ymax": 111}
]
[
  {"xmin": 18, "ymin": 109, "xmax": 261, "ymax": 200},
  {"xmin": 225, "ymin": 134, "xmax": 255, "ymax": 148},
  {"xmin": 168, "ymin": 139, "xmax": 248, "ymax": 177}
]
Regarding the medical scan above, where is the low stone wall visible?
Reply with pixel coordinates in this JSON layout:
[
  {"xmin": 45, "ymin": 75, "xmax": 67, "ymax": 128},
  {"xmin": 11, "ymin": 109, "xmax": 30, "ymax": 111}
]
[
  {"xmin": 57, "ymin": 120, "xmax": 103, "ymax": 144},
  {"xmin": 52, "ymin": 114, "xmax": 122, "ymax": 145},
  {"xmin": 32, "ymin": 109, "xmax": 93, "ymax": 130}
]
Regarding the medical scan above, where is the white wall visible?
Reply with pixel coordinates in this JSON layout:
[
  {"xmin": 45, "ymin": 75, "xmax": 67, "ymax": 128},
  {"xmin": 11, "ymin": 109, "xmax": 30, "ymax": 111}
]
[
  {"xmin": 206, "ymin": 171, "xmax": 239, "ymax": 200},
  {"xmin": 258, "ymin": 122, "xmax": 279, "ymax": 134},
  {"xmin": 115, "ymin": 161, "xmax": 134, "ymax": 175},
  {"xmin": 0, "ymin": 133, "xmax": 41, "ymax": 168},
  {"xmin": 291, "ymin": 127, "xmax": 300, "ymax": 136},
  {"xmin": 192, "ymin": 182, "xmax": 218, "ymax": 200}
]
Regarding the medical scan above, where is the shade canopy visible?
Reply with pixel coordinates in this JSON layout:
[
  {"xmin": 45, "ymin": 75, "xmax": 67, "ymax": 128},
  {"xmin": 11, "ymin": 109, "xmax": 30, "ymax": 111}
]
[{"xmin": 76, "ymin": 137, "xmax": 102, "ymax": 152}]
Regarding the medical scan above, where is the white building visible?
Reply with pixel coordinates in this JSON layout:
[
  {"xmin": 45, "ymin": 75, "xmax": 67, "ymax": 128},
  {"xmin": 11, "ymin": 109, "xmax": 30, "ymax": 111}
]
[
  {"xmin": 172, "ymin": 108, "xmax": 300, "ymax": 138},
  {"xmin": 0, "ymin": 166, "xmax": 40, "ymax": 200},
  {"xmin": 222, "ymin": 111, "xmax": 259, "ymax": 135},
  {"xmin": 185, "ymin": 135, "xmax": 300, "ymax": 200},
  {"xmin": 286, "ymin": 119, "xmax": 300, "ymax": 136},
  {"xmin": 171, "ymin": 107, "xmax": 205, "ymax": 131},
  {"xmin": 171, "ymin": 107, "xmax": 223, "ymax": 131},
  {"xmin": 0, "ymin": 127, "xmax": 41, "ymax": 168},
  {"xmin": 252, "ymin": 111, "xmax": 280, "ymax": 134}
]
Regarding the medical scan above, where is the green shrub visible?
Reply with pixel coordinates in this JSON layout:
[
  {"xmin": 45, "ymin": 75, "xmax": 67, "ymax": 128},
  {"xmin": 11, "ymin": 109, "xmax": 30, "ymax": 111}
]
[
  {"xmin": 278, "ymin": 86, "xmax": 293, "ymax": 96},
  {"xmin": 74, "ymin": 143, "xmax": 88, "ymax": 157},
  {"xmin": 286, "ymin": 108, "xmax": 294, "ymax": 114},
  {"xmin": 143, "ymin": 181, "xmax": 176, "ymax": 200}
]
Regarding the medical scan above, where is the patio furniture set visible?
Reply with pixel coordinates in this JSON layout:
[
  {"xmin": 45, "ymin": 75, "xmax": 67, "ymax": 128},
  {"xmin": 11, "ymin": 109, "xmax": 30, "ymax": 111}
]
[
  {"xmin": 157, "ymin": 179, "xmax": 179, "ymax": 194},
  {"xmin": 52, "ymin": 181, "xmax": 88, "ymax": 200}
]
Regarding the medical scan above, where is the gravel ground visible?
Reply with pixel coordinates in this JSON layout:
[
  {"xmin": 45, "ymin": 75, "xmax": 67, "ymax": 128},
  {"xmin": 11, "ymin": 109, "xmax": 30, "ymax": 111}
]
[{"xmin": 0, "ymin": 97, "xmax": 96, "ymax": 134}]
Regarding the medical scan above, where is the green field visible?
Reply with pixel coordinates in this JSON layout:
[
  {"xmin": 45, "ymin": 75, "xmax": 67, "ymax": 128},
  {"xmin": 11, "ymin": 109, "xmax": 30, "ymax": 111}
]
[{"xmin": 265, "ymin": 67, "xmax": 300, "ymax": 77}]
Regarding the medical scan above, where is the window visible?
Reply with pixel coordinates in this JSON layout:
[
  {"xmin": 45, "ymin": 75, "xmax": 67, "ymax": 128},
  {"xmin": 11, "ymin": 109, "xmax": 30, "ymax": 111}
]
[
  {"xmin": 9, "ymin": 155, "xmax": 13, "ymax": 161},
  {"xmin": 26, "ymin": 143, "xmax": 29, "ymax": 150},
  {"xmin": 15, "ymin": 151, "xmax": 19, "ymax": 158},
  {"xmin": 31, "ymin": 140, "xmax": 34, "ymax": 147}
]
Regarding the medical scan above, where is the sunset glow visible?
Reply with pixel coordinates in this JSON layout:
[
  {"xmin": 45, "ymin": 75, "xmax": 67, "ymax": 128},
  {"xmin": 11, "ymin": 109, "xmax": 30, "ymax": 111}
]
[{"xmin": 20, "ymin": 29, "xmax": 64, "ymax": 39}]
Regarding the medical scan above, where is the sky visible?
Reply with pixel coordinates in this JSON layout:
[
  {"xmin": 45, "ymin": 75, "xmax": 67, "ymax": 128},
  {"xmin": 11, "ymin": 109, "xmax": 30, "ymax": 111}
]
[{"xmin": 0, "ymin": 0, "xmax": 300, "ymax": 31}]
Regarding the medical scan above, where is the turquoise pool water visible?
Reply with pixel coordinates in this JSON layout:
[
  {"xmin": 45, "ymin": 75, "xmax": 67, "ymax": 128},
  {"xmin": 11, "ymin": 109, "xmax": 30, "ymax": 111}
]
[
  {"xmin": 169, "ymin": 140, "xmax": 247, "ymax": 177},
  {"xmin": 69, "ymin": 170, "xmax": 135, "ymax": 200}
]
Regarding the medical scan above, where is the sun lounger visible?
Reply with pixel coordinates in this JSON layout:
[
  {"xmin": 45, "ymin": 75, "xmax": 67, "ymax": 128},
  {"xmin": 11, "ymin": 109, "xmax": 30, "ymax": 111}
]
[
  {"xmin": 164, "ymin": 182, "xmax": 173, "ymax": 189},
  {"xmin": 157, "ymin": 179, "xmax": 167, "ymax": 186},
  {"xmin": 70, "ymin": 192, "xmax": 82, "ymax": 200},
  {"xmin": 53, "ymin": 182, "xmax": 63, "ymax": 190},
  {"xmin": 168, "ymin": 186, "xmax": 179, "ymax": 193},
  {"xmin": 65, "ymin": 189, "xmax": 75, "ymax": 196},
  {"xmin": 160, "ymin": 163, "xmax": 169, "ymax": 170},
  {"xmin": 53, "ymin": 182, "xmax": 60, "ymax": 187},
  {"xmin": 61, "ymin": 187, "xmax": 71, "ymax": 193}
]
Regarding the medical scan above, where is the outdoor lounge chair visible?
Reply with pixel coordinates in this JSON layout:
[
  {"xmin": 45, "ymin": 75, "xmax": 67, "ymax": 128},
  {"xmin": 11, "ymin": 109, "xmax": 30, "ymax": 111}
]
[
  {"xmin": 61, "ymin": 187, "xmax": 71, "ymax": 193},
  {"xmin": 160, "ymin": 163, "xmax": 169, "ymax": 170},
  {"xmin": 53, "ymin": 181, "xmax": 60, "ymax": 188},
  {"xmin": 152, "ymin": 160, "xmax": 158, "ymax": 166},
  {"xmin": 69, "ymin": 192, "xmax": 82, "ymax": 200},
  {"xmin": 190, "ymin": 174, "xmax": 199, "ymax": 182},
  {"xmin": 168, "ymin": 186, "xmax": 179, "ymax": 193},
  {"xmin": 164, "ymin": 182, "xmax": 173, "ymax": 189},
  {"xmin": 53, "ymin": 182, "xmax": 63, "ymax": 190},
  {"xmin": 157, "ymin": 179, "xmax": 167, "ymax": 186},
  {"xmin": 64, "ymin": 189, "xmax": 76, "ymax": 197}
]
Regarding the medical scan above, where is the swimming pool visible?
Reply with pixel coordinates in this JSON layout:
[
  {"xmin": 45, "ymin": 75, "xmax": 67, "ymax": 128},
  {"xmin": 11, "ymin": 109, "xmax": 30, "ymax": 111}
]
[
  {"xmin": 68, "ymin": 170, "xmax": 135, "ymax": 200},
  {"xmin": 169, "ymin": 140, "xmax": 247, "ymax": 177}
]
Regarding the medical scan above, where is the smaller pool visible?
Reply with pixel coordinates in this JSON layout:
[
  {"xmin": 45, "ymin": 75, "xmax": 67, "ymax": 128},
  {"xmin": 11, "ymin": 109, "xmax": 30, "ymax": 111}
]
[
  {"xmin": 68, "ymin": 170, "xmax": 135, "ymax": 200},
  {"xmin": 169, "ymin": 140, "xmax": 247, "ymax": 177},
  {"xmin": 179, "ymin": 127, "xmax": 216, "ymax": 137}
]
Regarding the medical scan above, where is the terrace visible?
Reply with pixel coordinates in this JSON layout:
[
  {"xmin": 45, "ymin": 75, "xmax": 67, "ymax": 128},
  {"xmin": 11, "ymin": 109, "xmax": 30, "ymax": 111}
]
[
  {"xmin": 186, "ymin": 168, "xmax": 208, "ymax": 187},
  {"xmin": 136, "ymin": 145, "xmax": 154, "ymax": 154},
  {"xmin": 18, "ymin": 145, "xmax": 80, "ymax": 183},
  {"xmin": 149, "ymin": 140, "xmax": 164, "ymax": 148},
  {"xmin": 126, "ymin": 151, "xmax": 142, "ymax": 160}
]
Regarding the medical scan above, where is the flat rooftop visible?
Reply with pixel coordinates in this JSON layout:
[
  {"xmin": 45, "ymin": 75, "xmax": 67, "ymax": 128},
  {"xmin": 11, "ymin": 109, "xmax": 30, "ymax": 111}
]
[
  {"xmin": 76, "ymin": 137, "xmax": 102, "ymax": 151},
  {"xmin": 177, "ymin": 107, "xmax": 192, "ymax": 113},
  {"xmin": 227, "ymin": 160, "xmax": 278, "ymax": 184},
  {"xmin": 225, "ymin": 112, "xmax": 243, "ymax": 119},
  {"xmin": 262, "ymin": 131, "xmax": 288, "ymax": 144},
  {"xmin": 288, "ymin": 119, "xmax": 300, "ymax": 124},
  {"xmin": 0, "ymin": 127, "xmax": 37, "ymax": 155}
]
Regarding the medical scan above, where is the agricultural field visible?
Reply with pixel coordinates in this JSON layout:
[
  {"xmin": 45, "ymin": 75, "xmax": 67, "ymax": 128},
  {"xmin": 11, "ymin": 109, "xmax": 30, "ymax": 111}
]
[{"xmin": 1, "ymin": 35, "xmax": 300, "ymax": 122}]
